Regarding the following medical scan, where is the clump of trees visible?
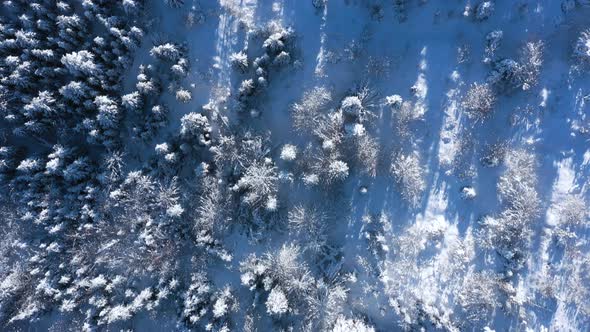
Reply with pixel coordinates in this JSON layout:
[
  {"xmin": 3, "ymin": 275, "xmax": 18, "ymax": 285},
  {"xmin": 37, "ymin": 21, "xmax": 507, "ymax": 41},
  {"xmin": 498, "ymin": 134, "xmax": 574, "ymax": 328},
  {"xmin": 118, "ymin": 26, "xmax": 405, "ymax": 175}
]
[
  {"xmin": 479, "ymin": 149, "xmax": 540, "ymax": 269},
  {"xmin": 487, "ymin": 41, "xmax": 544, "ymax": 92},
  {"xmin": 229, "ymin": 21, "xmax": 298, "ymax": 113}
]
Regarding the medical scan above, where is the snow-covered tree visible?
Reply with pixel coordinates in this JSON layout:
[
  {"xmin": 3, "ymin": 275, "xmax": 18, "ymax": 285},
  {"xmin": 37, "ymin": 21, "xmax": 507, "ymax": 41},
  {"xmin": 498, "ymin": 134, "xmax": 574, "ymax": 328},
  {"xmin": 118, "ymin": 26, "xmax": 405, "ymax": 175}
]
[
  {"xmin": 458, "ymin": 271, "xmax": 501, "ymax": 323},
  {"xmin": 487, "ymin": 58, "xmax": 521, "ymax": 91},
  {"xmin": 553, "ymin": 195, "xmax": 588, "ymax": 244},
  {"xmin": 288, "ymin": 205, "xmax": 328, "ymax": 256},
  {"xmin": 349, "ymin": 134, "xmax": 379, "ymax": 177},
  {"xmin": 292, "ymin": 87, "xmax": 332, "ymax": 135},
  {"xmin": 136, "ymin": 65, "xmax": 160, "ymax": 95},
  {"xmin": 475, "ymin": 1, "xmax": 494, "ymax": 21},
  {"xmin": 182, "ymin": 272, "xmax": 213, "ymax": 324},
  {"xmin": 391, "ymin": 152, "xmax": 425, "ymax": 207},
  {"xmin": 239, "ymin": 79, "xmax": 256, "ymax": 98},
  {"xmin": 263, "ymin": 33, "xmax": 287, "ymax": 54},
  {"xmin": 484, "ymin": 30, "xmax": 503, "ymax": 63},
  {"xmin": 164, "ymin": 0, "xmax": 185, "ymax": 8},
  {"xmin": 463, "ymin": 82, "xmax": 495, "ymax": 116},
  {"xmin": 61, "ymin": 50, "xmax": 100, "ymax": 76},
  {"xmin": 121, "ymin": 91, "xmax": 142, "ymax": 112},
  {"xmin": 479, "ymin": 149, "xmax": 540, "ymax": 268},
  {"xmin": 518, "ymin": 41, "xmax": 544, "ymax": 90},
  {"xmin": 325, "ymin": 159, "xmax": 349, "ymax": 183},
  {"xmin": 280, "ymin": 144, "xmax": 298, "ymax": 161},
  {"xmin": 87, "ymin": 95, "xmax": 122, "ymax": 146},
  {"xmin": 150, "ymin": 43, "xmax": 182, "ymax": 62},
  {"xmin": 332, "ymin": 315, "xmax": 375, "ymax": 332},
  {"xmin": 488, "ymin": 41, "xmax": 543, "ymax": 92},
  {"xmin": 273, "ymin": 51, "xmax": 291, "ymax": 67},
  {"xmin": 575, "ymin": 29, "xmax": 590, "ymax": 63},
  {"xmin": 230, "ymin": 51, "xmax": 249, "ymax": 73},
  {"xmin": 59, "ymin": 81, "xmax": 93, "ymax": 105},
  {"xmin": 180, "ymin": 112, "xmax": 211, "ymax": 146},
  {"xmin": 266, "ymin": 287, "xmax": 289, "ymax": 315},
  {"xmin": 237, "ymin": 160, "xmax": 278, "ymax": 209}
]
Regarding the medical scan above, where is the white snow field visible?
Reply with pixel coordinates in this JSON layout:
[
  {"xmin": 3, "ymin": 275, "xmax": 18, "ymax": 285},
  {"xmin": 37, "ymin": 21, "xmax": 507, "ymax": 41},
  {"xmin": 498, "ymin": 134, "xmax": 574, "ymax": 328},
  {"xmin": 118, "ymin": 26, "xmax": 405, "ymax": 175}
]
[{"xmin": 2, "ymin": 0, "xmax": 590, "ymax": 331}]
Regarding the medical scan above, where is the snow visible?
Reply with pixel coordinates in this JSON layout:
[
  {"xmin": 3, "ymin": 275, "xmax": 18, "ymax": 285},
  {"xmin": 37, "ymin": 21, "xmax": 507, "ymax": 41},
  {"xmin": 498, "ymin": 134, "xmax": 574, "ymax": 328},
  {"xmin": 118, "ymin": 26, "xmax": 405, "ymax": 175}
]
[{"xmin": 3, "ymin": 0, "xmax": 590, "ymax": 331}]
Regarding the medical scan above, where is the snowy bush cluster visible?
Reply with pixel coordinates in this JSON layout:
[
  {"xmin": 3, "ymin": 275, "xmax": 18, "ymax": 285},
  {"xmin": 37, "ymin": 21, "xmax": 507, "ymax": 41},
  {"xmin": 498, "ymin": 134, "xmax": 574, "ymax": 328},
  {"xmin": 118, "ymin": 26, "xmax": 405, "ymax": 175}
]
[{"xmin": 1, "ymin": 0, "xmax": 590, "ymax": 331}]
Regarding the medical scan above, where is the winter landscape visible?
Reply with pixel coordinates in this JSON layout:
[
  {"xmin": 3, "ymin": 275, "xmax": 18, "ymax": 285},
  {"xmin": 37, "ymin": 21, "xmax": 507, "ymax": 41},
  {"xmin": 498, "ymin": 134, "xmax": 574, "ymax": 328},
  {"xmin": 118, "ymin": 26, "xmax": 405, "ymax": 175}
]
[{"xmin": 1, "ymin": 0, "xmax": 590, "ymax": 331}]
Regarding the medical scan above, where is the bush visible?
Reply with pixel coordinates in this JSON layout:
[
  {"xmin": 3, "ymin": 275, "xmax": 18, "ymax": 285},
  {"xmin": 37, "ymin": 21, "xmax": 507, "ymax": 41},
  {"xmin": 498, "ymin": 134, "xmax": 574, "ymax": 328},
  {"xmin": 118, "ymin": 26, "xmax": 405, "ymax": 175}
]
[{"xmin": 479, "ymin": 149, "xmax": 540, "ymax": 267}]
